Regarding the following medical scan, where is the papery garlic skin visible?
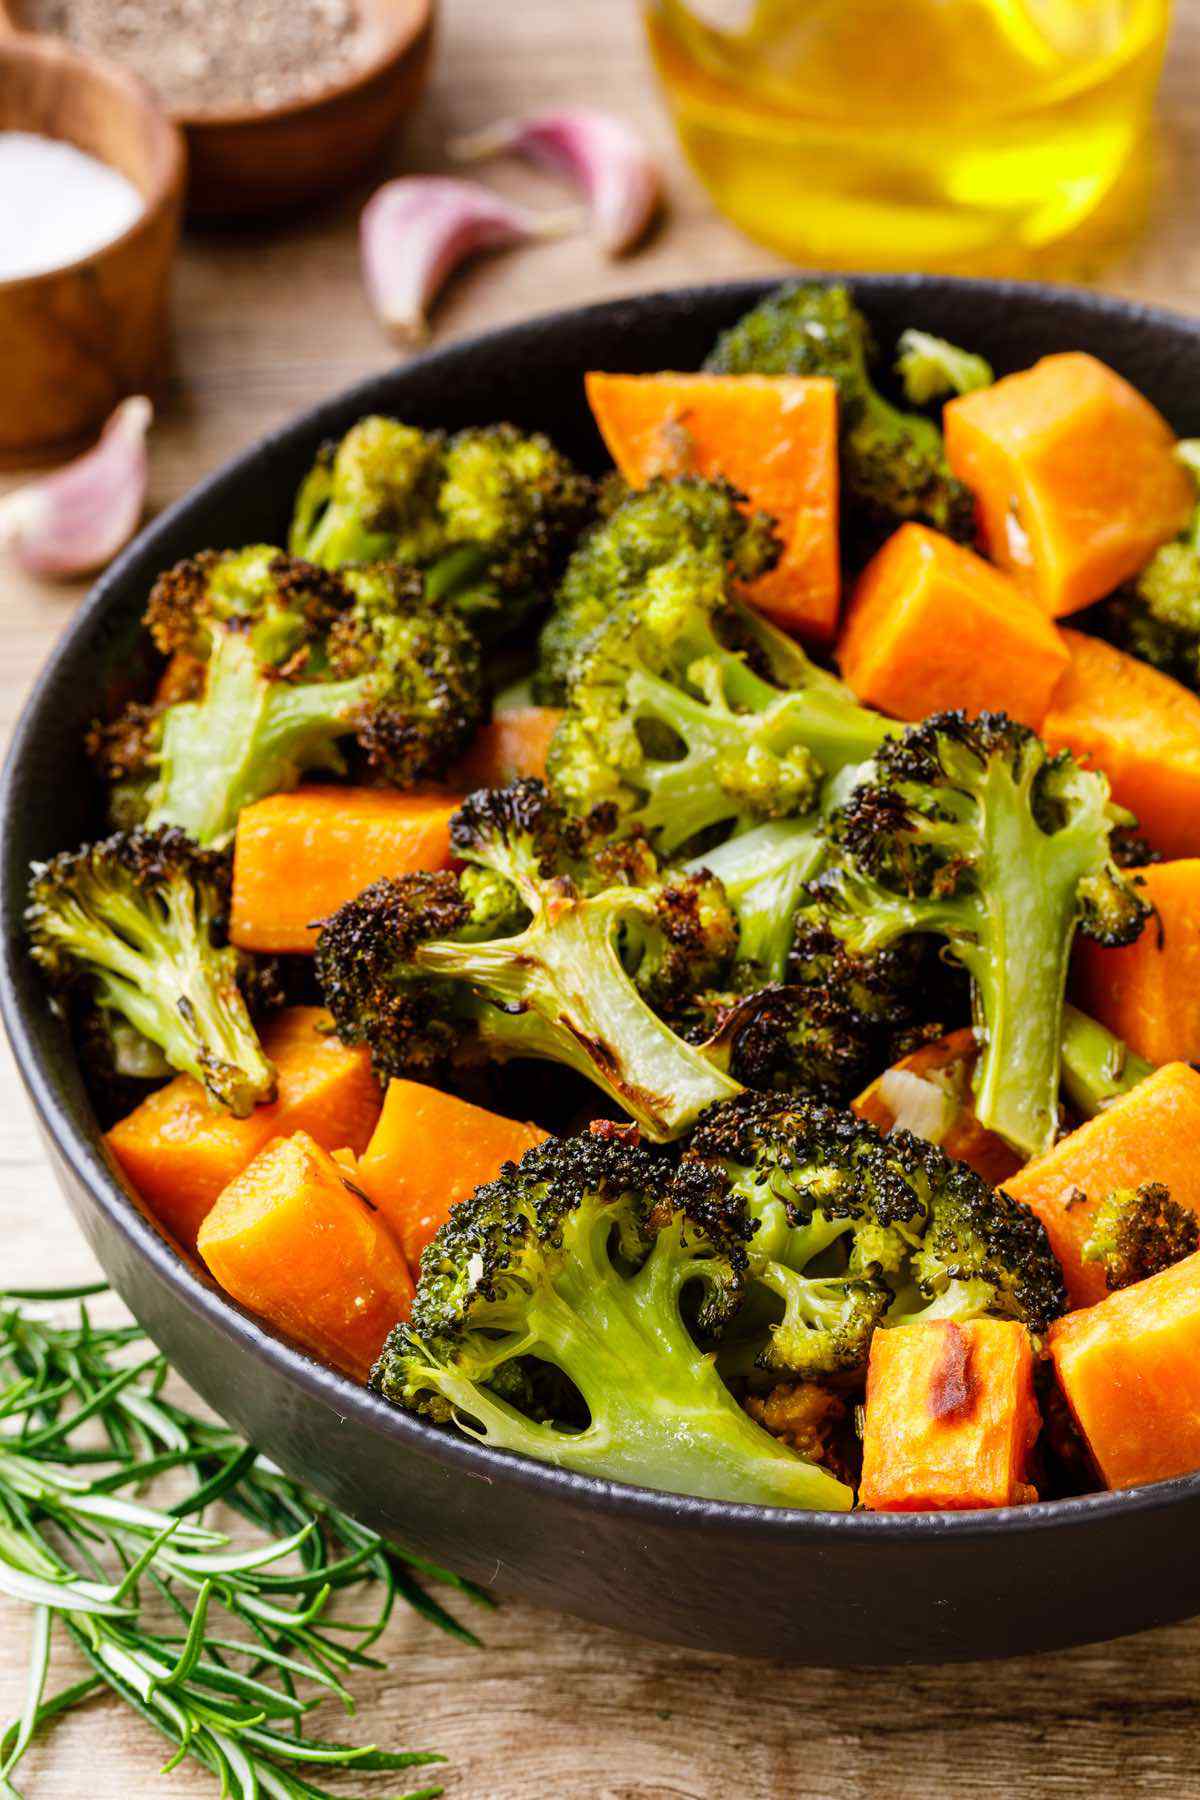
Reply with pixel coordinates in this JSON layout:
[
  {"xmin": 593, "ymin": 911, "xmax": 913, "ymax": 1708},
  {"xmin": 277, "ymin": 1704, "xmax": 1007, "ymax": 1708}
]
[
  {"xmin": 360, "ymin": 177, "xmax": 579, "ymax": 342},
  {"xmin": 451, "ymin": 108, "xmax": 662, "ymax": 255},
  {"xmin": 0, "ymin": 396, "xmax": 152, "ymax": 580}
]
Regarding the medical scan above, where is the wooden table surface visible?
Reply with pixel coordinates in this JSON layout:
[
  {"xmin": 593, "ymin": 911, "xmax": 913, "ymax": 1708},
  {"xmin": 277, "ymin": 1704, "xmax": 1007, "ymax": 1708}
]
[{"xmin": 2, "ymin": 1, "xmax": 1200, "ymax": 1792}]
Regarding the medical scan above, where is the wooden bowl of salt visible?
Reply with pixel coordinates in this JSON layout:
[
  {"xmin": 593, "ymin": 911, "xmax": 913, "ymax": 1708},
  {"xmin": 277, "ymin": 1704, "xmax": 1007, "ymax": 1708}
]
[{"xmin": 0, "ymin": 35, "xmax": 185, "ymax": 462}]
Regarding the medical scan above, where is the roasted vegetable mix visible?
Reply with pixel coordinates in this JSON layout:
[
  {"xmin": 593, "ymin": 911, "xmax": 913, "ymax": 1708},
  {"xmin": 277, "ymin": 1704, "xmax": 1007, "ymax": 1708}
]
[{"xmin": 31, "ymin": 281, "xmax": 1200, "ymax": 1516}]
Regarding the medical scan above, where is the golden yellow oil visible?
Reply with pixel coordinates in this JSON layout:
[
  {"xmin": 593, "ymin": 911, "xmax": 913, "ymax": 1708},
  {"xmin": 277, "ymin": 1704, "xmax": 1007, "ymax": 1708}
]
[{"xmin": 644, "ymin": 0, "xmax": 1172, "ymax": 267}]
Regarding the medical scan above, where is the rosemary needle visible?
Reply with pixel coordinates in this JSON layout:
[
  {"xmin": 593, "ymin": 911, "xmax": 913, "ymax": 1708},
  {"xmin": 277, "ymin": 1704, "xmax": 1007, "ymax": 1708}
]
[{"xmin": 0, "ymin": 1284, "xmax": 491, "ymax": 1799}]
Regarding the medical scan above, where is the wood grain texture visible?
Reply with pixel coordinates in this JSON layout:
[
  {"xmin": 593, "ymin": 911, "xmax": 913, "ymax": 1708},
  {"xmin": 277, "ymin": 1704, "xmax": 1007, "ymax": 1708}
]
[{"xmin": 2, "ymin": 0, "xmax": 1200, "ymax": 1789}]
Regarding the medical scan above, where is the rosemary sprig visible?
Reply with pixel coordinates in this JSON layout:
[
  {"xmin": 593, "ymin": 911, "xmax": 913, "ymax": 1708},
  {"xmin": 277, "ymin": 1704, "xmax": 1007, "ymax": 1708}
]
[{"xmin": 0, "ymin": 1284, "xmax": 491, "ymax": 1799}]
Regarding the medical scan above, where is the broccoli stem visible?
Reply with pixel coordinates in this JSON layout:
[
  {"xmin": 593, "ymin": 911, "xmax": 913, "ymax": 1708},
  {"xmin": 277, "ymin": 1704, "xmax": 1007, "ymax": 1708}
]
[
  {"xmin": 406, "ymin": 1208, "xmax": 852, "ymax": 1509},
  {"xmin": 148, "ymin": 632, "xmax": 364, "ymax": 845},
  {"xmin": 1059, "ymin": 1004, "xmax": 1153, "ymax": 1119},
  {"xmin": 954, "ymin": 776, "xmax": 1086, "ymax": 1160},
  {"xmin": 50, "ymin": 883, "xmax": 274, "ymax": 1118},
  {"xmin": 414, "ymin": 891, "xmax": 743, "ymax": 1139},
  {"xmin": 690, "ymin": 818, "xmax": 826, "ymax": 980}
]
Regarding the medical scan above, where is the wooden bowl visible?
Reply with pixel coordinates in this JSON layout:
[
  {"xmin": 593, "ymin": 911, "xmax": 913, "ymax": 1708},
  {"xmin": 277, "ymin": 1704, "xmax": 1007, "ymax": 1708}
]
[
  {"xmin": 0, "ymin": 36, "xmax": 184, "ymax": 463},
  {"xmin": 3, "ymin": 0, "xmax": 435, "ymax": 219}
]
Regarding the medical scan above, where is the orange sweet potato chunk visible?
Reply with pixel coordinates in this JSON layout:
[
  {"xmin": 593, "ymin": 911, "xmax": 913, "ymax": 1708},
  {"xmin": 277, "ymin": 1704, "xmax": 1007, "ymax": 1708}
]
[
  {"xmin": 449, "ymin": 707, "xmax": 563, "ymax": 790},
  {"xmin": 230, "ymin": 787, "xmax": 459, "ymax": 955},
  {"xmin": 859, "ymin": 1319, "xmax": 1040, "ymax": 1511},
  {"xmin": 1073, "ymin": 860, "xmax": 1200, "ymax": 1065},
  {"xmin": 356, "ymin": 1079, "xmax": 548, "ymax": 1269},
  {"xmin": 106, "ymin": 1007, "xmax": 381, "ymax": 1252},
  {"xmin": 852, "ymin": 1027, "xmax": 1022, "ymax": 1188},
  {"xmin": 1049, "ymin": 1250, "xmax": 1200, "ymax": 1490},
  {"xmin": 1043, "ymin": 632, "xmax": 1200, "ymax": 860},
  {"xmin": 1005, "ymin": 1062, "xmax": 1200, "ymax": 1309},
  {"xmin": 586, "ymin": 370, "xmax": 841, "ymax": 642},
  {"xmin": 837, "ymin": 523, "xmax": 1068, "ymax": 729},
  {"xmin": 944, "ymin": 352, "xmax": 1192, "ymax": 616},
  {"xmin": 198, "ymin": 1131, "xmax": 413, "ymax": 1382}
]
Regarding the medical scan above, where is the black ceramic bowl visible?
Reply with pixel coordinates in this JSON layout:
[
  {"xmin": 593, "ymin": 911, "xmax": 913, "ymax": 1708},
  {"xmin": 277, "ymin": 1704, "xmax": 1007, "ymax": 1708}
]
[{"xmin": 5, "ymin": 277, "xmax": 1200, "ymax": 1667}]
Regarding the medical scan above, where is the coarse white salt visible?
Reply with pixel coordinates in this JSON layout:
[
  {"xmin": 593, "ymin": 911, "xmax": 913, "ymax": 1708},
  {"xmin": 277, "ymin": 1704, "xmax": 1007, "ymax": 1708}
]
[{"xmin": 0, "ymin": 131, "xmax": 143, "ymax": 281}]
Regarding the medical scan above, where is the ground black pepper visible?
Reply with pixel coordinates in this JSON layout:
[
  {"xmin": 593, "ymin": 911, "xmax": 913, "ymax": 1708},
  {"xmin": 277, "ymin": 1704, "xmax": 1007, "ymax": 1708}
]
[{"xmin": 25, "ymin": 0, "xmax": 366, "ymax": 114}]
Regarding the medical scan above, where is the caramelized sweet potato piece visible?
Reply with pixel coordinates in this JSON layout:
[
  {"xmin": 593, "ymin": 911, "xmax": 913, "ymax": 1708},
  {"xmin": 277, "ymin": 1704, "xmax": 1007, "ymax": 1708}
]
[
  {"xmin": 1005, "ymin": 1062, "xmax": 1200, "ymax": 1308},
  {"xmin": 356, "ymin": 1079, "xmax": 548, "ymax": 1269},
  {"xmin": 1073, "ymin": 859, "xmax": 1200, "ymax": 1065},
  {"xmin": 1043, "ymin": 632, "xmax": 1200, "ymax": 861},
  {"xmin": 859, "ymin": 1319, "xmax": 1040, "ymax": 1511},
  {"xmin": 198, "ymin": 1131, "xmax": 413, "ymax": 1381},
  {"xmin": 586, "ymin": 370, "xmax": 841, "ymax": 641},
  {"xmin": 944, "ymin": 352, "xmax": 1192, "ymax": 615},
  {"xmin": 230, "ymin": 786, "xmax": 458, "ymax": 954},
  {"xmin": 1049, "ymin": 1249, "xmax": 1200, "ymax": 1489},
  {"xmin": 106, "ymin": 1007, "xmax": 381, "ymax": 1252},
  {"xmin": 838, "ymin": 523, "xmax": 1068, "ymax": 728}
]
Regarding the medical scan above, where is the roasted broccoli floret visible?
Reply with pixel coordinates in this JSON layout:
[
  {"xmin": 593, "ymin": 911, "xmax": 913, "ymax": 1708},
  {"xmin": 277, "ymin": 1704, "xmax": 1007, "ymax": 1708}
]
[
  {"xmin": 670, "ymin": 982, "xmax": 880, "ymax": 1106},
  {"xmin": 535, "ymin": 476, "xmax": 781, "ymax": 703},
  {"xmin": 26, "ymin": 828, "xmax": 276, "ymax": 1118},
  {"xmin": 546, "ymin": 556, "xmax": 890, "ymax": 855},
  {"xmin": 894, "ymin": 330, "xmax": 993, "ymax": 405},
  {"xmin": 315, "ymin": 780, "xmax": 747, "ymax": 1140},
  {"xmin": 687, "ymin": 817, "xmax": 826, "ymax": 982},
  {"xmin": 682, "ymin": 1093, "xmax": 1066, "ymax": 1382},
  {"xmin": 100, "ymin": 549, "xmax": 485, "ymax": 845},
  {"xmin": 1083, "ymin": 1183, "xmax": 1199, "ymax": 1291},
  {"xmin": 373, "ymin": 1130, "xmax": 853, "ymax": 1510},
  {"xmin": 1089, "ymin": 443, "xmax": 1200, "ymax": 689},
  {"xmin": 290, "ymin": 417, "xmax": 593, "ymax": 638},
  {"xmin": 813, "ymin": 712, "xmax": 1148, "ymax": 1158},
  {"xmin": 705, "ymin": 283, "xmax": 977, "ymax": 541}
]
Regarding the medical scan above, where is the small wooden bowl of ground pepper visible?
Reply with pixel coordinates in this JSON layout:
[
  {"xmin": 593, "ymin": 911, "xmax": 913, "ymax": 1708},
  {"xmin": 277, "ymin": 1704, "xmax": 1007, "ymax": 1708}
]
[{"xmin": 2, "ymin": 0, "xmax": 435, "ymax": 218}]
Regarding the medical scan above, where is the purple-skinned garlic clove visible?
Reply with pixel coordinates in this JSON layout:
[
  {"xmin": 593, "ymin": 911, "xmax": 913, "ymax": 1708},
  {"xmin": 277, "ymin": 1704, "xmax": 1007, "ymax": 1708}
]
[
  {"xmin": 0, "ymin": 396, "xmax": 152, "ymax": 580},
  {"xmin": 360, "ymin": 177, "xmax": 580, "ymax": 342},
  {"xmin": 451, "ymin": 108, "xmax": 662, "ymax": 255}
]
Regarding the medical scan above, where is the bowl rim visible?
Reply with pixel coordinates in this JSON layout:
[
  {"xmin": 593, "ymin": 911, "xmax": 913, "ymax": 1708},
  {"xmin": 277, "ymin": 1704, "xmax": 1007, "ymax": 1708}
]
[
  {"xmin": 0, "ymin": 32, "xmax": 185, "ymax": 294},
  {"xmin": 161, "ymin": 0, "xmax": 432, "ymax": 131},
  {"xmin": 6, "ymin": 272, "xmax": 1200, "ymax": 1545}
]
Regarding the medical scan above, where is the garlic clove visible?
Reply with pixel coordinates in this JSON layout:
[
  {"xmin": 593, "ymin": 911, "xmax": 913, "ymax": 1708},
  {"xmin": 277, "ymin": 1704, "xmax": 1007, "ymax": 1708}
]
[
  {"xmin": 0, "ymin": 396, "xmax": 152, "ymax": 580},
  {"xmin": 360, "ymin": 177, "xmax": 580, "ymax": 342},
  {"xmin": 451, "ymin": 108, "xmax": 662, "ymax": 255}
]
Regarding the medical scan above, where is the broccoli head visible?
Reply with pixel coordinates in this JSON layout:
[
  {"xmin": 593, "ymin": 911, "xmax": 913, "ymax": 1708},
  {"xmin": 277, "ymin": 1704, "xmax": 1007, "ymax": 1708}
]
[
  {"xmin": 315, "ymin": 779, "xmax": 748, "ymax": 1140},
  {"xmin": 100, "ymin": 550, "xmax": 485, "ymax": 846},
  {"xmin": 373, "ymin": 1130, "xmax": 853, "ymax": 1510},
  {"xmin": 290, "ymin": 417, "xmax": 593, "ymax": 640},
  {"xmin": 894, "ymin": 330, "xmax": 994, "ymax": 405},
  {"xmin": 535, "ymin": 475, "xmax": 781, "ymax": 703},
  {"xmin": 705, "ymin": 283, "xmax": 977, "ymax": 541},
  {"xmin": 813, "ymin": 711, "xmax": 1148, "ymax": 1158},
  {"xmin": 546, "ymin": 553, "xmax": 890, "ymax": 855},
  {"xmin": 682, "ymin": 1093, "xmax": 1066, "ymax": 1382},
  {"xmin": 1082, "ymin": 1183, "xmax": 1199, "ymax": 1291},
  {"xmin": 1088, "ymin": 443, "xmax": 1200, "ymax": 689},
  {"xmin": 27, "ymin": 828, "xmax": 276, "ymax": 1117}
]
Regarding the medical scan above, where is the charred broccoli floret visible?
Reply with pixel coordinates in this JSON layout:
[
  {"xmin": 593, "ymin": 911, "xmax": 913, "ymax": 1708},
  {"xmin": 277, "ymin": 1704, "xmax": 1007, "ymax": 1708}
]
[
  {"xmin": 290, "ymin": 417, "xmax": 593, "ymax": 638},
  {"xmin": 1083, "ymin": 1183, "xmax": 1199, "ymax": 1291},
  {"xmin": 682, "ymin": 1093, "xmax": 1066, "ymax": 1381},
  {"xmin": 813, "ymin": 712, "xmax": 1148, "ymax": 1158},
  {"xmin": 26, "ymin": 828, "xmax": 276, "ymax": 1117},
  {"xmin": 705, "ymin": 283, "xmax": 977, "ymax": 541},
  {"xmin": 1089, "ymin": 444, "xmax": 1200, "ymax": 689},
  {"xmin": 101, "ymin": 550, "xmax": 485, "ymax": 845},
  {"xmin": 535, "ymin": 476, "xmax": 781, "ymax": 703},
  {"xmin": 315, "ymin": 780, "xmax": 747, "ymax": 1140},
  {"xmin": 373, "ymin": 1130, "xmax": 853, "ymax": 1509},
  {"xmin": 670, "ymin": 982, "xmax": 880, "ymax": 1106},
  {"xmin": 546, "ymin": 556, "xmax": 890, "ymax": 855},
  {"xmin": 894, "ymin": 330, "xmax": 993, "ymax": 405}
]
